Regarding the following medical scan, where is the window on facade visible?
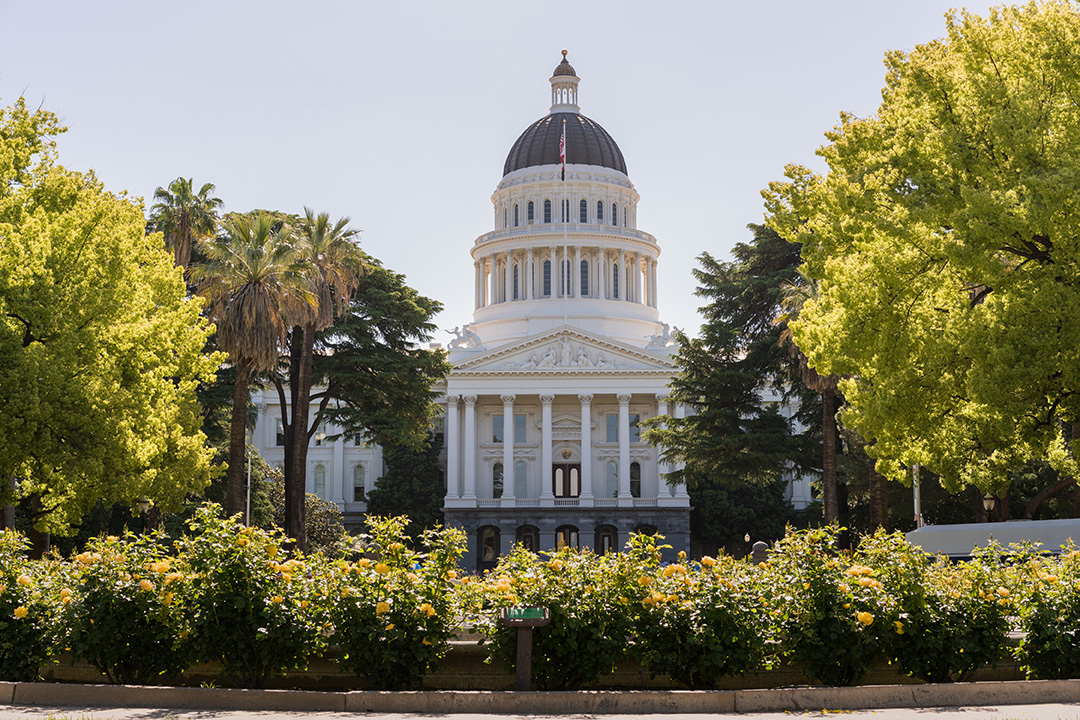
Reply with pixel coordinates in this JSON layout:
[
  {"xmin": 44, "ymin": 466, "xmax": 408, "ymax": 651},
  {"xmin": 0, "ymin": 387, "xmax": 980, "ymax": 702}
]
[
  {"xmin": 634, "ymin": 524, "xmax": 657, "ymax": 537},
  {"xmin": 527, "ymin": 201, "xmax": 534, "ymax": 224},
  {"xmin": 275, "ymin": 419, "xmax": 285, "ymax": 447},
  {"xmin": 514, "ymin": 203, "xmax": 519, "ymax": 227},
  {"xmin": 514, "ymin": 461, "xmax": 527, "ymax": 497},
  {"xmin": 553, "ymin": 464, "xmax": 580, "ymax": 497},
  {"xmin": 493, "ymin": 415, "xmax": 503, "ymax": 442},
  {"xmin": 606, "ymin": 461, "xmax": 618, "ymax": 498},
  {"xmin": 493, "ymin": 462, "xmax": 503, "ymax": 499},
  {"xmin": 630, "ymin": 414, "xmax": 641, "ymax": 442},
  {"xmin": 494, "ymin": 414, "xmax": 526, "ymax": 443},
  {"xmin": 630, "ymin": 462, "xmax": 641, "ymax": 498},
  {"xmin": 596, "ymin": 525, "xmax": 617, "ymax": 555},
  {"xmin": 544, "ymin": 199, "xmax": 552, "ymax": 223},
  {"xmin": 514, "ymin": 414, "xmax": 526, "ymax": 443},
  {"xmin": 597, "ymin": 200, "xmax": 604, "ymax": 223},
  {"xmin": 561, "ymin": 260, "xmax": 570, "ymax": 296},
  {"xmin": 605, "ymin": 413, "xmax": 641, "ymax": 442},
  {"xmin": 432, "ymin": 415, "xmax": 444, "ymax": 440},
  {"xmin": 580, "ymin": 259, "xmax": 589, "ymax": 296},
  {"xmin": 313, "ymin": 422, "xmax": 327, "ymax": 446},
  {"xmin": 314, "ymin": 464, "xmax": 326, "ymax": 500},
  {"xmin": 606, "ymin": 414, "xmax": 618, "ymax": 443},
  {"xmin": 352, "ymin": 464, "xmax": 365, "ymax": 502},
  {"xmin": 513, "ymin": 264, "xmax": 519, "ymax": 300},
  {"xmin": 517, "ymin": 525, "xmax": 539, "ymax": 552},
  {"xmin": 562, "ymin": 199, "xmax": 570, "ymax": 222},
  {"xmin": 479, "ymin": 526, "xmax": 500, "ymax": 565},
  {"xmin": 612, "ymin": 203, "xmax": 618, "ymax": 226},
  {"xmin": 612, "ymin": 262, "xmax": 619, "ymax": 299},
  {"xmin": 555, "ymin": 525, "xmax": 579, "ymax": 550},
  {"xmin": 579, "ymin": 199, "xmax": 587, "ymax": 223},
  {"xmin": 543, "ymin": 260, "xmax": 552, "ymax": 296},
  {"xmin": 503, "ymin": 207, "xmax": 507, "ymax": 228}
]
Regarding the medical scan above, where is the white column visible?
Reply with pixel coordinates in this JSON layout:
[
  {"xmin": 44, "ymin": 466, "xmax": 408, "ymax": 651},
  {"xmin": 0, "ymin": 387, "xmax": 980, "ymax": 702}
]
[
  {"xmin": 501, "ymin": 394, "xmax": 516, "ymax": 501},
  {"xmin": 598, "ymin": 247, "xmax": 607, "ymax": 300},
  {"xmin": 579, "ymin": 394, "xmax": 593, "ymax": 500},
  {"xmin": 617, "ymin": 393, "xmax": 632, "ymax": 504},
  {"xmin": 673, "ymin": 402, "xmax": 690, "ymax": 500},
  {"xmin": 574, "ymin": 245, "xmax": 582, "ymax": 298},
  {"xmin": 634, "ymin": 252, "xmax": 642, "ymax": 304},
  {"xmin": 504, "ymin": 251, "xmax": 513, "ymax": 303},
  {"xmin": 444, "ymin": 395, "xmax": 460, "ymax": 500},
  {"xmin": 656, "ymin": 395, "xmax": 674, "ymax": 497},
  {"xmin": 332, "ymin": 430, "xmax": 345, "ymax": 505},
  {"xmin": 474, "ymin": 261, "xmax": 482, "ymax": 309},
  {"xmin": 650, "ymin": 259, "xmax": 658, "ymax": 308},
  {"xmin": 526, "ymin": 248, "xmax": 535, "ymax": 300},
  {"xmin": 463, "ymin": 395, "xmax": 477, "ymax": 500},
  {"xmin": 549, "ymin": 246, "xmax": 556, "ymax": 297},
  {"xmin": 540, "ymin": 394, "xmax": 554, "ymax": 502}
]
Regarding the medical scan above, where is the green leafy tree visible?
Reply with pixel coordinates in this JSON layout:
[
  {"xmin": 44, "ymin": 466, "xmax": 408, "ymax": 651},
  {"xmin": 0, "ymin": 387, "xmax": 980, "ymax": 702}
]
[
  {"xmin": 192, "ymin": 213, "xmax": 310, "ymax": 517},
  {"xmin": 0, "ymin": 99, "xmax": 219, "ymax": 534},
  {"xmin": 365, "ymin": 435, "xmax": 445, "ymax": 537},
  {"xmin": 148, "ymin": 177, "xmax": 223, "ymax": 272},
  {"xmin": 765, "ymin": 2, "xmax": 1080, "ymax": 496}
]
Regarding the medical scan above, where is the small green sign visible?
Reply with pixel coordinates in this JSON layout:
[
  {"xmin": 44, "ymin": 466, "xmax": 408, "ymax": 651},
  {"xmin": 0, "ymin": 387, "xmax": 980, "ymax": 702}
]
[{"xmin": 506, "ymin": 606, "xmax": 546, "ymax": 620}]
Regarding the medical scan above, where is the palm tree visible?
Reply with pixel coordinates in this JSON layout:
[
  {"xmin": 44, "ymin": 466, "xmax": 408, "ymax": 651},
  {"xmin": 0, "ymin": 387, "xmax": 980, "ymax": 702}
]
[
  {"xmin": 149, "ymin": 177, "xmax": 223, "ymax": 272},
  {"xmin": 192, "ymin": 213, "xmax": 310, "ymax": 517},
  {"xmin": 280, "ymin": 208, "xmax": 366, "ymax": 551}
]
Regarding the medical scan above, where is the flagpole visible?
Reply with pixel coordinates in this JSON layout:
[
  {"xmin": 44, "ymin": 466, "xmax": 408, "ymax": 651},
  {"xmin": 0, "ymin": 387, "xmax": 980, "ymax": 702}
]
[{"xmin": 562, "ymin": 118, "xmax": 569, "ymax": 325}]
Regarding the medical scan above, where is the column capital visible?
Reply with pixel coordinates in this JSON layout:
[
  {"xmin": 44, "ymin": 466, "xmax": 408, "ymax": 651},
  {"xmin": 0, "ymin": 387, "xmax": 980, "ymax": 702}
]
[
  {"xmin": 578, "ymin": 393, "xmax": 593, "ymax": 404},
  {"xmin": 540, "ymin": 394, "xmax": 555, "ymax": 405},
  {"xmin": 445, "ymin": 394, "xmax": 461, "ymax": 405},
  {"xmin": 501, "ymin": 394, "xmax": 516, "ymax": 405},
  {"xmin": 655, "ymin": 394, "xmax": 670, "ymax": 404},
  {"xmin": 463, "ymin": 395, "xmax": 478, "ymax": 406},
  {"xmin": 616, "ymin": 393, "xmax": 632, "ymax": 404}
]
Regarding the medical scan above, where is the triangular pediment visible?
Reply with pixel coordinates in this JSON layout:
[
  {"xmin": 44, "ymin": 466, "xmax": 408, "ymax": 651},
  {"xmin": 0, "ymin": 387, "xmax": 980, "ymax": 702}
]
[{"xmin": 452, "ymin": 327, "xmax": 675, "ymax": 374}]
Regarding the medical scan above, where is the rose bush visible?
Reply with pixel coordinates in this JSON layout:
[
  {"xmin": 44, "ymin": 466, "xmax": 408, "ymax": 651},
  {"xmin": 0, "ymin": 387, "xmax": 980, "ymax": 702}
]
[{"xmin": 0, "ymin": 530, "xmax": 63, "ymax": 680}]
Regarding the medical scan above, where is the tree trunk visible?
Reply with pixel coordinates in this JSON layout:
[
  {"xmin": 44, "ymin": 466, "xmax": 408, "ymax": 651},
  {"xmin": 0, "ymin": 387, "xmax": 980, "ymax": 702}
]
[
  {"xmin": 1, "ymin": 476, "xmax": 14, "ymax": 530},
  {"xmin": 227, "ymin": 363, "xmax": 250, "ymax": 517},
  {"xmin": 822, "ymin": 387, "xmax": 840, "ymax": 524},
  {"xmin": 1025, "ymin": 477, "xmax": 1076, "ymax": 519},
  {"xmin": 284, "ymin": 325, "xmax": 314, "ymax": 553},
  {"xmin": 869, "ymin": 466, "xmax": 889, "ymax": 531},
  {"xmin": 25, "ymin": 494, "xmax": 49, "ymax": 560}
]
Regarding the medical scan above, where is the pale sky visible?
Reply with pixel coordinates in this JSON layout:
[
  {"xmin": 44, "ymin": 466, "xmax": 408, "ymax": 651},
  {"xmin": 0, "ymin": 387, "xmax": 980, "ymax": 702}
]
[{"xmin": 0, "ymin": 0, "xmax": 998, "ymax": 341}]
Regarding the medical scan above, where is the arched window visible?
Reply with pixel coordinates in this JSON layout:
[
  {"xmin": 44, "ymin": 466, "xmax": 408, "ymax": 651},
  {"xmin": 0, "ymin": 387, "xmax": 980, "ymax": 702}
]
[
  {"xmin": 513, "ymin": 264, "xmax": 519, "ymax": 300},
  {"xmin": 543, "ymin": 260, "xmax": 552, "ymax": 297},
  {"xmin": 478, "ymin": 526, "xmax": 500, "ymax": 571},
  {"xmin": 630, "ymin": 462, "xmax": 641, "ymax": 498},
  {"xmin": 595, "ymin": 525, "xmax": 618, "ymax": 556},
  {"xmin": 493, "ymin": 462, "xmax": 504, "ymax": 499},
  {"xmin": 605, "ymin": 461, "xmax": 618, "ymax": 498},
  {"xmin": 503, "ymin": 207, "xmax": 507, "ymax": 228},
  {"xmin": 612, "ymin": 262, "xmax": 620, "ymax": 299},
  {"xmin": 555, "ymin": 525, "xmax": 579, "ymax": 550},
  {"xmin": 561, "ymin": 260, "xmax": 570, "ymax": 296},
  {"xmin": 580, "ymin": 259, "xmax": 589, "ymax": 296},
  {"xmin": 516, "ymin": 525, "xmax": 539, "ymax": 552},
  {"xmin": 527, "ymin": 201, "xmax": 534, "ymax": 224},
  {"xmin": 562, "ymin": 199, "xmax": 570, "ymax": 222},
  {"xmin": 352, "ymin": 464, "xmax": 365, "ymax": 502},
  {"xmin": 634, "ymin": 524, "xmax": 657, "ymax": 537},
  {"xmin": 314, "ymin": 464, "xmax": 326, "ymax": 500},
  {"xmin": 611, "ymin": 203, "xmax": 618, "ymax": 226},
  {"xmin": 543, "ymin": 199, "xmax": 552, "ymax": 223},
  {"xmin": 579, "ymin": 199, "xmax": 587, "ymax": 223},
  {"xmin": 596, "ymin": 200, "xmax": 604, "ymax": 223},
  {"xmin": 515, "ymin": 461, "xmax": 528, "ymax": 498},
  {"xmin": 514, "ymin": 203, "xmax": 520, "ymax": 227}
]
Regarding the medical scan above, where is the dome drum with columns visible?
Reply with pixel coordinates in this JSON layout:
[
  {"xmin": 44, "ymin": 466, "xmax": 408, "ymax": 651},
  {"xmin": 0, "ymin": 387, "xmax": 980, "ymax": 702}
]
[{"xmin": 442, "ymin": 53, "xmax": 690, "ymax": 569}]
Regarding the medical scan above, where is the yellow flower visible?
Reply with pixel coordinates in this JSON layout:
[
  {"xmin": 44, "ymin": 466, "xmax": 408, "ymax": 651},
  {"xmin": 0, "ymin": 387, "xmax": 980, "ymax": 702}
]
[
  {"xmin": 162, "ymin": 592, "xmax": 174, "ymax": 606},
  {"xmin": 269, "ymin": 596, "xmax": 284, "ymax": 604},
  {"xmin": 385, "ymin": 623, "xmax": 394, "ymax": 631},
  {"xmin": 894, "ymin": 620, "xmax": 904, "ymax": 635},
  {"xmin": 374, "ymin": 563, "xmax": 390, "ymax": 575},
  {"xmin": 282, "ymin": 573, "xmax": 293, "ymax": 583},
  {"xmin": 838, "ymin": 583, "xmax": 850, "ymax": 593},
  {"xmin": 13, "ymin": 606, "xmax": 27, "ymax": 619},
  {"xmin": 300, "ymin": 601, "xmax": 309, "ymax": 609},
  {"xmin": 165, "ymin": 572, "xmax": 184, "ymax": 585},
  {"xmin": 420, "ymin": 602, "xmax": 437, "ymax": 617},
  {"xmin": 701, "ymin": 556, "xmax": 716, "ymax": 567},
  {"xmin": 638, "ymin": 576, "xmax": 653, "ymax": 586},
  {"xmin": 678, "ymin": 550, "xmax": 687, "ymax": 560},
  {"xmin": 996, "ymin": 587, "xmax": 1010, "ymax": 598},
  {"xmin": 237, "ymin": 537, "xmax": 249, "ymax": 547},
  {"xmin": 357, "ymin": 558, "xmax": 372, "ymax": 568},
  {"xmin": 406, "ymin": 572, "xmax": 420, "ymax": 583},
  {"xmin": 150, "ymin": 561, "xmax": 171, "ymax": 573},
  {"xmin": 376, "ymin": 601, "xmax": 391, "ymax": 614},
  {"xmin": 547, "ymin": 559, "xmax": 564, "ymax": 571},
  {"xmin": 422, "ymin": 638, "xmax": 433, "ymax": 645},
  {"xmin": 60, "ymin": 588, "xmax": 72, "ymax": 600},
  {"xmin": 16, "ymin": 575, "xmax": 31, "ymax": 587},
  {"xmin": 266, "ymin": 546, "xmax": 278, "ymax": 558},
  {"xmin": 140, "ymin": 579, "xmax": 155, "ymax": 592},
  {"xmin": 445, "ymin": 570, "xmax": 457, "ymax": 580},
  {"xmin": 856, "ymin": 611, "xmax": 874, "ymax": 626}
]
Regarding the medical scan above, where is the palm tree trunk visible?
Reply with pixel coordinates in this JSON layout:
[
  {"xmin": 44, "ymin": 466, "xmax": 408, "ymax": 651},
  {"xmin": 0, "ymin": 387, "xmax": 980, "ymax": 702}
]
[
  {"xmin": 822, "ymin": 386, "xmax": 840, "ymax": 524},
  {"xmin": 227, "ymin": 364, "xmax": 250, "ymax": 517},
  {"xmin": 869, "ymin": 465, "xmax": 889, "ymax": 530},
  {"xmin": 284, "ymin": 325, "xmax": 313, "ymax": 552}
]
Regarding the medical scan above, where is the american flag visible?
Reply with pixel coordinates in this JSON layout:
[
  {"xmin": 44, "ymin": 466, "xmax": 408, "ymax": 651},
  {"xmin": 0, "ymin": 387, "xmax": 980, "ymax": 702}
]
[{"xmin": 559, "ymin": 128, "xmax": 566, "ymax": 181}]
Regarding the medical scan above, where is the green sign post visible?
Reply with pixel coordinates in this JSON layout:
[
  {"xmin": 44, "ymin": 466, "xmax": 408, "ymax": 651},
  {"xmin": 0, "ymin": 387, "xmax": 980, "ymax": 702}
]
[{"xmin": 499, "ymin": 606, "xmax": 551, "ymax": 691}]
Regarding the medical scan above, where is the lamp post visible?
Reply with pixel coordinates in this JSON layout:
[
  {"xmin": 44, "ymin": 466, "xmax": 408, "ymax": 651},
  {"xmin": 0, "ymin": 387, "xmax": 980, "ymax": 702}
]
[
  {"xmin": 137, "ymin": 496, "xmax": 150, "ymax": 535},
  {"xmin": 983, "ymin": 493, "xmax": 996, "ymax": 522}
]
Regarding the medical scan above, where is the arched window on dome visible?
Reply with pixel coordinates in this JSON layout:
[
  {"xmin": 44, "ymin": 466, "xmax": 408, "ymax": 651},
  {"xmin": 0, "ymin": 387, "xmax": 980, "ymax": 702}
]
[
  {"xmin": 513, "ymin": 264, "xmax": 520, "ymax": 300},
  {"xmin": 580, "ymin": 259, "xmax": 589, "ymax": 296},
  {"xmin": 612, "ymin": 203, "xmax": 618, "ymax": 226},
  {"xmin": 561, "ymin": 260, "xmax": 570, "ymax": 297},
  {"xmin": 579, "ymin": 199, "xmax": 587, "ymax": 223},
  {"xmin": 543, "ymin": 199, "xmax": 552, "ymax": 223},
  {"xmin": 514, "ymin": 204, "xmax": 519, "ymax": 227},
  {"xmin": 503, "ymin": 207, "xmax": 507, "ymax": 229},
  {"xmin": 562, "ymin": 199, "xmax": 570, "ymax": 222},
  {"xmin": 543, "ymin": 260, "xmax": 552, "ymax": 297},
  {"xmin": 596, "ymin": 201, "xmax": 604, "ymax": 223},
  {"xmin": 612, "ymin": 262, "xmax": 620, "ymax": 299},
  {"xmin": 527, "ymin": 201, "xmax": 534, "ymax": 224}
]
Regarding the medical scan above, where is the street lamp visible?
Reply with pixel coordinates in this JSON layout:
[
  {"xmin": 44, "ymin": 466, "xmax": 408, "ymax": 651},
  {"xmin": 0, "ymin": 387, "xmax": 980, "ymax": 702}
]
[
  {"xmin": 983, "ymin": 493, "xmax": 996, "ymax": 521},
  {"xmin": 137, "ymin": 496, "xmax": 150, "ymax": 535}
]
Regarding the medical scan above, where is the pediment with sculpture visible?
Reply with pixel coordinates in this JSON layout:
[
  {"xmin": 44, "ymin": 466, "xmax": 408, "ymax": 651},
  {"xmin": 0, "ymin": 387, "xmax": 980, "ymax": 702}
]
[{"xmin": 452, "ymin": 328, "xmax": 675, "ymax": 375}]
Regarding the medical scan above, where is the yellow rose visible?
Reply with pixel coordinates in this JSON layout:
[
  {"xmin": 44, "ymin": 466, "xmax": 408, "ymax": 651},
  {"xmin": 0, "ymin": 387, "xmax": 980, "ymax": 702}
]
[
  {"xmin": 140, "ymin": 579, "xmax": 154, "ymax": 592},
  {"xmin": 678, "ymin": 550, "xmax": 687, "ymax": 560},
  {"xmin": 237, "ymin": 537, "xmax": 249, "ymax": 547},
  {"xmin": 894, "ymin": 620, "xmax": 904, "ymax": 635},
  {"xmin": 701, "ymin": 556, "xmax": 716, "ymax": 567},
  {"xmin": 422, "ymin": 638, "xmax": 433, "ymax": 645},
  {"xmin": 60, "ymin": 588, "xmax": 72, "ymax": 600},
  {"xmin": 547, "ymin": 559, "xmax": 564, "ymax": 571},
  {"xmin": 638, "ymin": 576, "xmax": 653, "ymax": 586},
  {"xmin": 856, "ymin": 611, "xmax": 874, "ymax": 626},
  {"xmin": 385, "ymin": 623, "xmax": 395, "ymax": 631},
  {"xmin": 16, "ymin": 575, "xmax": 31, "ymax": 587},
  {"xmin": 376, "ymin": 601, "xmax": 391, "ymax": 614},
  {"xmin": 269, "ymin": 595, "xmax": 284, "ymax": 604},
  {"xmin": 13, "ymin": 606, "xmax": 27, "ymax": 619},
  {"xmin": 445, "ymin": 570, "xmax": 457, "ymax": 579},
  {"xmin": 420, "ymin": 602, "xmax": 437, "ymax": 617},
  {"xmin": 996, "ymin": 587, "xmax": 1010, "ymax": 597},
  {"xmin": 266, "ymin": 546, "xmax": 279, "ymax": 558},
  {"xmin": 374, "ymin": 563, "xmax": 390, "ymax": 575}
]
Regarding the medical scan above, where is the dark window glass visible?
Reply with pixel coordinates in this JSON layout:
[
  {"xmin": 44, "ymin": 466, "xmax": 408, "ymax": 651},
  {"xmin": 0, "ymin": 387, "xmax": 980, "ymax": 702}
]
[
  {"xmin": 580, "ymin": 260, "xmax": 589, "ymax": 296},
  {"xmin": 630, "ymin": 462, "xmax": 641, "ymax": 498},
  {"xmin": 579, "ymin": 199, "xmax": 587, "ymax": 223},
  {"xmin": 612, "ymin": 203, "xmax": 618, "ymax": 226},
  {"xmin": 543, "ymin": 260, "xmax": 551, "ymax": 296},
  {"xmin": 527, "ymin": 201, "xmax": 534, "ymax": 223},
  {"xmin": 514, "ymin": 204, "xmax": 519, "ymax": 227},
  {"xmin": 544, "ymin": 199, "xmax": 552, "ymax": 223},
  {"xmin": 597, "ymin": 201, "xmax": 603, "ymax": 223}
]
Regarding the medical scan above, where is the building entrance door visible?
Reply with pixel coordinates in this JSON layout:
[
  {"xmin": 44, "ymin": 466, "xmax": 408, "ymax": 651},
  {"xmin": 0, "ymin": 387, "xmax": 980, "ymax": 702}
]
[{"xmin": 552, "ymin": 463, "xmax": 581, "ymax": 498}]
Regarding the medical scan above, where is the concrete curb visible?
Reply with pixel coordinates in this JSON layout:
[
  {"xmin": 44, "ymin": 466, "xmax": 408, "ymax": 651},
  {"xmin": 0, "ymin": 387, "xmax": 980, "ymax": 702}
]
[{"xmin": 4, "ymin": 679, "xmax": 1080, "ymax": 714}]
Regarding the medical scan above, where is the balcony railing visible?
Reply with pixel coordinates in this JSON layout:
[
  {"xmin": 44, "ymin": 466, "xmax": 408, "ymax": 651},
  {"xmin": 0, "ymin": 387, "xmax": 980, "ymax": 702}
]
[{"xmin": 474, "ymin": 224, "xmax": 657, "ymax": 248}]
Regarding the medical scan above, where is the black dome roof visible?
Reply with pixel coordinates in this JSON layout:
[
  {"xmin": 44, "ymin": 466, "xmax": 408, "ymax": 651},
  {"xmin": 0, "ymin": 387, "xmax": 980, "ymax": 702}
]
[{"xmin": 503, "ymin": 112, "xmax": 627, "ymax": 176}]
